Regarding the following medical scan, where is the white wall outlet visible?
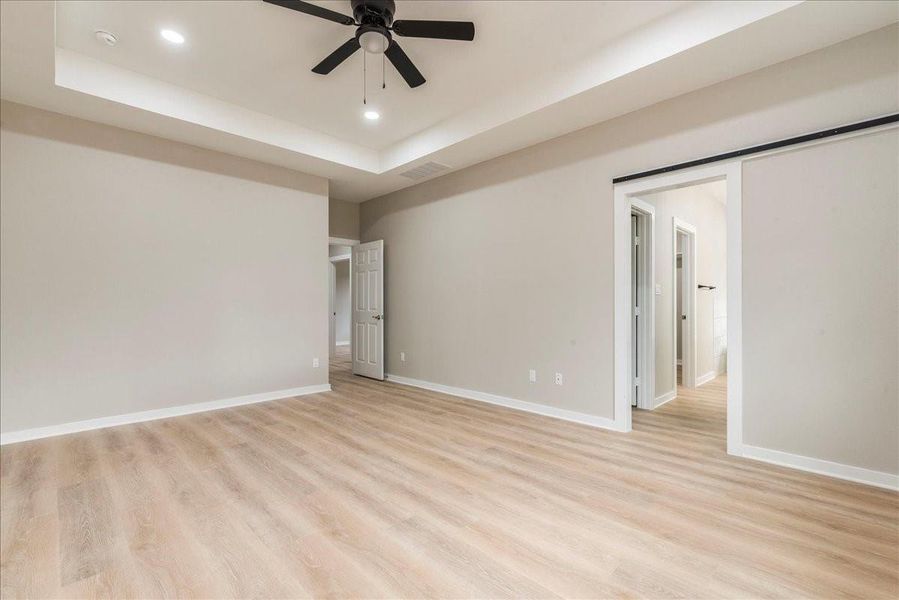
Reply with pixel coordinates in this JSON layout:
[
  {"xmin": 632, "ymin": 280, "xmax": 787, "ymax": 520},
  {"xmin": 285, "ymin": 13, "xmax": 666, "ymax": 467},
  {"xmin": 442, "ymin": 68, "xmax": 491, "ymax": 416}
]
[
  {"xmin": 655, "ymin": 284, "xmax": 662, "ymax": 295},
  {"xmin": 555, "ymin": 372, "xmax": 563, "ymax": 385},
  {"xmin": 312, "ymin": 357, "xmax": 320, "ymax": 368},
  {"xmin": 529, "ymin": 369, "xmax": 537, "ymax": 383},
  {"xmin": 400, "ymin": 352, "xmax": 406, "ymax": 362}
]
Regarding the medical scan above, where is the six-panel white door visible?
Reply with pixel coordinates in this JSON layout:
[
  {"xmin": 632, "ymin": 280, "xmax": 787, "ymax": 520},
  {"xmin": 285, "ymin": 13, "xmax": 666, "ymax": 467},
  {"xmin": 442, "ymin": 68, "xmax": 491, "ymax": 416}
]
[{"xmin": 352, "ymin": 240, "xmax": 384, "ymax": 380}]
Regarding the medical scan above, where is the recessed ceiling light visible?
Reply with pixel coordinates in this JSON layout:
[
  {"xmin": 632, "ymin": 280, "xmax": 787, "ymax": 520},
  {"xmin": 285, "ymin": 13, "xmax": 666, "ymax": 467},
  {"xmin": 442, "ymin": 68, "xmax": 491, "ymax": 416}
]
[
  {"xmin": 94, "ymin": 30, "xmax": 117, "ymax": 47},
  {"xmin": 160, "ymin": 29, "xmax": 185, "ymax": 45},
  {"xmin": 364, "ymin": 110, "xmax": 380, "ymax": 121}
]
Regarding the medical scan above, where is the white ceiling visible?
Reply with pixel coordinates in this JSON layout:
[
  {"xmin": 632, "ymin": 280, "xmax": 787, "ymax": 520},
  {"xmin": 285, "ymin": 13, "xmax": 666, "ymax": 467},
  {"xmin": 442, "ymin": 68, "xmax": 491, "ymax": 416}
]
[
  {"xmin": 2, "ymin": 1, "xmax": 897, "ymax": 202},
  {"xmin": 55, "ymin": 1, "xmax": 684, "ymax": 150}
]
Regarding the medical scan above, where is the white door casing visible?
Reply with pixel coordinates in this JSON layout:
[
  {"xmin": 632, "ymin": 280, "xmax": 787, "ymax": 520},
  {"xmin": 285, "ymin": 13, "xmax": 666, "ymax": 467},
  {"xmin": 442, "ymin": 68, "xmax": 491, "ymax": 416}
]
[
  {"xmin": 613, "ymin": 161, "xmax": 741, "ymax": 443},
  {"xmin": 630, "ymin": 198, "xmax": 656, "ymax": 410},
  {"xmin": 329, "ymin": 261, "xmax": 336, "ymax": 358},
  {"xmin": 673, "ymin": 218, "xmax": 697, "ymax": 389},
  {"xmin": 352, "ymin": 240, "xmax": 385, "ymax": 380}
]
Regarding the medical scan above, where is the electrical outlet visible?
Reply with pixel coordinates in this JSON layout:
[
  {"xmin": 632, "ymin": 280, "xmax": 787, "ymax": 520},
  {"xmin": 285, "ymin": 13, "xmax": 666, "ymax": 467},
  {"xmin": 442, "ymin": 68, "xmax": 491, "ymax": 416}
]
[
  {"xmin": 555, "ymin": 372, "xmax": 563, "ymax": 385},
  {"xmin": 312, "ymin": 357, "xmax": 320, "ymax": 368},
  {"xmin": 655, "ymin": 284, "xmax": 662, "ymax": 295},
  {"xmin": 400, "ymin": 352, "xmax": 406, "ymax": 362},
  {"xmin": 529, "ymin": 369, "xmax": 537, "ymax": 383}
]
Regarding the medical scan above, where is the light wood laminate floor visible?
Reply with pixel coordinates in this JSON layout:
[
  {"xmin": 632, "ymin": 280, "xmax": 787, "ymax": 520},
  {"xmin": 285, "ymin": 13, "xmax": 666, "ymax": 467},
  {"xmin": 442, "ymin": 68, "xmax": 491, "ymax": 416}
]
[{"xmin": 2, "ymin": 348, "xmax": 897, "ymax": 598}]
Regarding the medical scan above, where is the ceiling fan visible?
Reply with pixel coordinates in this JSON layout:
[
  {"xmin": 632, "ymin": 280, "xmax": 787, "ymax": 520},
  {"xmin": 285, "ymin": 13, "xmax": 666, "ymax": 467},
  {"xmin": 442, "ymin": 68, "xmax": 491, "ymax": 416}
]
[{"xmin": 263, "ymin": 0, "xmax": 475, "ymax": 88}]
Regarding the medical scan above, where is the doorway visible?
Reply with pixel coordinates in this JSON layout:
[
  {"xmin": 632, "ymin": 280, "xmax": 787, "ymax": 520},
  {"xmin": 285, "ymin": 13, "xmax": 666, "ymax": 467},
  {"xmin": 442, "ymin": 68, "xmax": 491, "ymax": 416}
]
[
  {"xmin": 673, "ymin": 219, "xmax": 697, "ymax": 392},
  {"xmin": 327, "ymin": 237, "xmax": 386, "ymax": 382},
  {"xmin": 613, "ymin": 162, "xmax": 741, "ymax": 455},
  {"xmin": 329, "ymin": 240, "xmax": 355, "ymax": 375}
]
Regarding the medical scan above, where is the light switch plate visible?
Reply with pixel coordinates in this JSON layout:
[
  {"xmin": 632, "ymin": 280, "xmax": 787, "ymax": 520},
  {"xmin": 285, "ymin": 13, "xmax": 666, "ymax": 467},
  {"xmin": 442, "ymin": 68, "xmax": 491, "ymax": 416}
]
[
  {"xmin": 400, "ymin": 352, "xmax": 406, "ymax": 362},
  {"xmin": 655, "ymin": 284, "xmax": 662, "ymax": 295},
  {"xmin": 555, "ymin": 372, "xmax": 563, "ymax": 385},
  {"xmin": 529, "ymin": 369, "xmax": 536, "ymax": 383}
]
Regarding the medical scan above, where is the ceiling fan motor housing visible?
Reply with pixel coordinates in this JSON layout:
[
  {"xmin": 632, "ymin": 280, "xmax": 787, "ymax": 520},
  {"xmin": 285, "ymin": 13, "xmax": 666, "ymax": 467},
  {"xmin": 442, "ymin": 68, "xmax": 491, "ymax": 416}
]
[
  {"xmin": 353, "ymin": 0, "xmax": 394, "ymax": 53},
  {"xmin": 352, "ymin": 0, "xmax": 395, "ymax": 26}
]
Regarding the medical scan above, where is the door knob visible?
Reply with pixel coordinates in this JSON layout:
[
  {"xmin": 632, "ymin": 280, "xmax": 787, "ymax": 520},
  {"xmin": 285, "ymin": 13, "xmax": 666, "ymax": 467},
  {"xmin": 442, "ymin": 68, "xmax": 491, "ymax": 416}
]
[{"xmin": 372, "ymin": 314, "xmax": 383, "ymax": 320}]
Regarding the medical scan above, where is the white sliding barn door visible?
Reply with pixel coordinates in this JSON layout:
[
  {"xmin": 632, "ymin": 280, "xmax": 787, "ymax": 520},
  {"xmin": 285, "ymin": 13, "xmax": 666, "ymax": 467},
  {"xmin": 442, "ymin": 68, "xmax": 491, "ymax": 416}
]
[{"xmin": 352, "ymin": 240, "xmax": 384, "ymax": 380}]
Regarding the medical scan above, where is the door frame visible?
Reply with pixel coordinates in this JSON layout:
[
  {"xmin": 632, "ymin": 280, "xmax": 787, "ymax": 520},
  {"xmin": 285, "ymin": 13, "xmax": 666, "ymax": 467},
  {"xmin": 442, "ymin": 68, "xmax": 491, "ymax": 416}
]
[
  {"xmin": 672, "ymin": 218, "xmax": 697, "ymax": 391},
  {"xmin": 328, "ymin": 237, "xmax": 359, "ymax": 367},
  {"xmin": 329, "ymin": 236, "xmax": 360, "ymax": 246},
  {"xmin": 328, "ymin": 260, "xmax": 337, "ymax": 357},
  {"xmin": 613, "ymin": 161, "xmax": 742, "ymax": 456},
  {"xmin": 630, "ymin": 198, "xmax": 656, "ymax": 410},
  {"xmin": 329, "ymin": 253, "xmax": 352, "ymax": 356}
]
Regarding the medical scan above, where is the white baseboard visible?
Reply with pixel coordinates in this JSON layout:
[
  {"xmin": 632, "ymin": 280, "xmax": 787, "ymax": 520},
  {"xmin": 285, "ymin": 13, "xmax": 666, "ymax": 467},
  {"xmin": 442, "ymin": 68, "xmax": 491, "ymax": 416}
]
[
  {"xmin": 386, "ymin": 374, "xmax": 624, "ymax": 432},
  {"xmin": 0, "ymin": 383, "xmax": 331, "ymax": 445},
  {"xmin": 653, "ymin": 389, "xmax": 677, "ymax": 409},
  {"xmin": 696, "ymin": 370, "xmax": 718, "ymax": 386},
  {"xmin": 736, "ymin": 443, "xmax": 898, "ymax": 491}
]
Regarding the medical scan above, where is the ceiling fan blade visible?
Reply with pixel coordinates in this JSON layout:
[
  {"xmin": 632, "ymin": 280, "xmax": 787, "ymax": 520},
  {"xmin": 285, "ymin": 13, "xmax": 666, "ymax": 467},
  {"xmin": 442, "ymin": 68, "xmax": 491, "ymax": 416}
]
[
  {"xmin": 384, "ymin": 40, "xmax": 426, "ymax": 88},
  {"xmin": 263, "ymin": 0, "xmax": 355, "ymax": 26},
  {"xmin": 392, "ymin": 20, "xmax": 474, "ymax": 41},
  {"xmin": 312, "ymin": 37, "xmax": 361, "ymax": 74}
]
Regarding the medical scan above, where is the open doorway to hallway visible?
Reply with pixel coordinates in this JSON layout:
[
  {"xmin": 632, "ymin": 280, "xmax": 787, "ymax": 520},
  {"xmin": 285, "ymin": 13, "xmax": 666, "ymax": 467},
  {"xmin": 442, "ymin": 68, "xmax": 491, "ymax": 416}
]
[
  {"xmin": 329, "ymin": 243, "xmax": 353, "ymax": 375},
  {"xmin": 615, "ymin": 162, "xmax": 740, "ymax": 448},
  {"xmin": 635, "ymin": 179, "xmax": 727, "ymax": 412},
  {"xmin": 327, "ymin": 237, "xmax": 386, "ymax": 382}
]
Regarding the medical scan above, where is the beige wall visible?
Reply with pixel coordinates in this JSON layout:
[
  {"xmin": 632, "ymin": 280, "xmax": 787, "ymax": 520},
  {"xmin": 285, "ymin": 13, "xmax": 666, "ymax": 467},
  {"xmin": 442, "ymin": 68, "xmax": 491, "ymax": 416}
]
[
  {"xmin": 360, "ymin": 25, "xmax": 899, "ymax": 473},
  {"xmin": 329, "ymin": 198, "xmax": 360, "ymax": 240},
  {"xmin": 1, "ymin": 101, "xmax": 330, "ymax": 433},
  {"xmin": 742, "ymin": 130, "xmax": 898, "ymax": 474},
  {"xmin": 639, "ymin": 181, "xmax": 727, "ymax": 402}
]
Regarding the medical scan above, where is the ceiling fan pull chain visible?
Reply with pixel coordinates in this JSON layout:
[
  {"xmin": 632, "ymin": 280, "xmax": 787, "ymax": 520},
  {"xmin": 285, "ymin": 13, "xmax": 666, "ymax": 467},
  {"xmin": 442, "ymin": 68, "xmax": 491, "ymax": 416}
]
[
  {"xmin": 382, "ymin": 52, "xmax": 386, "ymax": 90},
  {"xmin": 362, "ymin": 50, "xmax": 367, "ymax": 105}
]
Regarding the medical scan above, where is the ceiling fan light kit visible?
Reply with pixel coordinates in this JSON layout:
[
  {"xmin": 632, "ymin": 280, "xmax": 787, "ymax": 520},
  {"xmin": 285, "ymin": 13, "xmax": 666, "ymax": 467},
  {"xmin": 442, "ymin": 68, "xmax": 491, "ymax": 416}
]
[
  {"xmin": 263, "ymin": 0, "xmax": 475, "ymax": 89},
  {"xmin": 358, "ymin": 26, "xmax": 388, "ymax": 54}
]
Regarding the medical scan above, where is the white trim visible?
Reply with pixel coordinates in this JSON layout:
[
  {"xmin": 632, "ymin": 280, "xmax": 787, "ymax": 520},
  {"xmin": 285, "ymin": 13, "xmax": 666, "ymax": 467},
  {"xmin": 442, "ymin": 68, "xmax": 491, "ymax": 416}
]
[
  {"xmin": 328, "ymin": 236, "xmax": 360, "ymax": 246},
  {"xmin": 725, "ymin": 164, "xmax": 743, "ymax": 455},
  {"xmin": 387, "ymin": 374, "xmax": 625, "ymax": 432},
  {"xmin": 696, "ymin": 371, "xmax": 718, "ymax": 386},
  {"xmin": 330, "ymin": 246, "xmax": 354, "ymax": 359},
  {"xmin": 0, "ymin": 384, "xmax": 331, "ymax": 445},
  {"xmin": 672, "ymin": 218, "xmax": 697, "ymax": 390},
  {"xmin": 654, "ymin": 389, "xmax": 677, "ymax": 408},
  {"xmin": 736, "ymin": 444, "xmax": 899, "ymax": 491},
  {"xmin": 614, "ymin": 161, "xmax": 742, "ymax": 442},
  {"xmin": 630, "ymin": 198, "xmax": 656, "ymax": 411}
]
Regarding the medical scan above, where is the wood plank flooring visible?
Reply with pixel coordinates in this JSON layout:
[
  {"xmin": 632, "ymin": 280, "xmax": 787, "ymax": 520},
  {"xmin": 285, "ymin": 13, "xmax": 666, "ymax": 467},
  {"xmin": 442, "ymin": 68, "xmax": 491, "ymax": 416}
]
[{"xmin": 2, "ymin": 348, "xmax": 897, "ymax": 598}]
